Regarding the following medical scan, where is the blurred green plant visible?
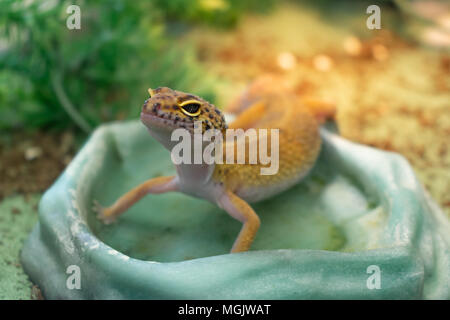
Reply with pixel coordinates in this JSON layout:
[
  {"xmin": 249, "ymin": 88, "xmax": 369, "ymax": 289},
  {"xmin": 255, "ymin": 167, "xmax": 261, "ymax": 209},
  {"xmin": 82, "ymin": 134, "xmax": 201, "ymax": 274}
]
[
  {"xmin": 0, "ymin": 0, "xmax": 220, "ymax": 133},
  {"xmin": 154, "ymin": 0, "xmax": 275, "ymax": 28},
  {"xmin": 0, "ymin": 0, "xmax": 275, "ymax": 133}
]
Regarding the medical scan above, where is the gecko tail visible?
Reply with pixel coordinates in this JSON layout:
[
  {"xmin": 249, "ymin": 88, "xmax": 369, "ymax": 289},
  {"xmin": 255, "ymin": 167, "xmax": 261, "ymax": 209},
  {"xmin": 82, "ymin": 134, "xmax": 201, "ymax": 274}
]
[
  {"xmin": 301, "ymin": 97, "xmax": 336, "ymax": 124},
  {"xmin": 225, "ymin": 74, "xmax": 291, "ymax": 115},
  {"xmin": 226, "ymin": 74, "xmax": 337, "ymax": 125}
]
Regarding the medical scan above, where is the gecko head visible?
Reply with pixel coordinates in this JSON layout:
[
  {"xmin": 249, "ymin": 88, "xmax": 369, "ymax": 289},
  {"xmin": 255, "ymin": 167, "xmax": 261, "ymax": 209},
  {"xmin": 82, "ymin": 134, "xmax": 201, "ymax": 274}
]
[{"xmin": 141, "ymin": 87, "xmax": 227, "ymax": 135}]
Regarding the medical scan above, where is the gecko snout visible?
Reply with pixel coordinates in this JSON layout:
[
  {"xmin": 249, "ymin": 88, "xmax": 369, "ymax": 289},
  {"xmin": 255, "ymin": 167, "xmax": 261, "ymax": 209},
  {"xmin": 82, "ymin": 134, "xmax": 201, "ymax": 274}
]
[
  {"xmin": 142, "ymin": 99, "xmax": 162, "ymax": 114},
  {"xmin": 142, "ymin": 99, "xmax": 150, "ymax": 112}
]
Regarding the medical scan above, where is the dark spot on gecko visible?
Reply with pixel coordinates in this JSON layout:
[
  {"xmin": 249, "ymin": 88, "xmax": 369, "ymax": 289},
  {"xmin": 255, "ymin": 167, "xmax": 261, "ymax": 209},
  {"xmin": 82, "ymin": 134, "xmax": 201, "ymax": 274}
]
[{"xmin": 153, "ymin": 103, "xmax": 161, "ymax": 112}]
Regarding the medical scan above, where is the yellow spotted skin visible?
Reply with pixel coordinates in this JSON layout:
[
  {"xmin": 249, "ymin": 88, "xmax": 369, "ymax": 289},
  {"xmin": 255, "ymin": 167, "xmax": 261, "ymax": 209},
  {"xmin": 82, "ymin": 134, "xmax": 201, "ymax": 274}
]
[{"xmin": 213, "ymin": 92, "xmax": 321, "ymax": 202}]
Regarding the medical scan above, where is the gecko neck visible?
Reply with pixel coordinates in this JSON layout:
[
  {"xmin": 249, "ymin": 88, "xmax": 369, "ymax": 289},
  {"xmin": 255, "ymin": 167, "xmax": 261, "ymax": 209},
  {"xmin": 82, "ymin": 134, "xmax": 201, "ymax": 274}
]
[
  {"xmin": 175, "ymin": 162, "xmax": 214, "ymax": 186},
  {"xmin": 146, "ymin": 124, "xmax": 225, "ymax": 202},
  {"xmin": 172, "ymin": 134, "xmax": 218, "ymax": 200},
  {"xmin": 175, "ymin": 161, "xmax": 224, "ymax": 203}
]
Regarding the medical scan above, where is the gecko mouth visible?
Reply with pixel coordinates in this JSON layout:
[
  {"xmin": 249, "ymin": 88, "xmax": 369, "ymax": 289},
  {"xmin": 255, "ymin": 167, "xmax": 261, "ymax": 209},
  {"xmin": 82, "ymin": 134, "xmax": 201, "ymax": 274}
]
[{"xmin": 140, "ymin": 111, "xmax": 194, "ymax": 132}]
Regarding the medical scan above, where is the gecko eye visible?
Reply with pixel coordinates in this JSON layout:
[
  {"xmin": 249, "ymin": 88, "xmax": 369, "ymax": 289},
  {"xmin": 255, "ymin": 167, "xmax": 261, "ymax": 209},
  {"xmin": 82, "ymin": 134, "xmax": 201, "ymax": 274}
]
[{"xmin": 179, "ymin": 100, "xmax": 201, "ymax": 117}]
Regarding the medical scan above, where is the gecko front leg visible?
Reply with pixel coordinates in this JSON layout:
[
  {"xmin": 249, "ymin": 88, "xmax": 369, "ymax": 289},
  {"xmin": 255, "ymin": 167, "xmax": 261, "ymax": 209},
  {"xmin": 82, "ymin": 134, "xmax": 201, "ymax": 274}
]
[
  {"xmin": 218, "ymin": 190, "xmax": 261, "ymax": 253},
  {"xmin": 94, "ymin": 175, "xmax": 177, "ymax": 224}
]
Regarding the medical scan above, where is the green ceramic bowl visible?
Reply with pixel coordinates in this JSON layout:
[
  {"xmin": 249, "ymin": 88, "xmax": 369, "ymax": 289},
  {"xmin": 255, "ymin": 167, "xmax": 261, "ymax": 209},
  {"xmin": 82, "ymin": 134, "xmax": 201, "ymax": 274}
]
[{"xmin": 21, "ymin": 120, "xmax": 450, "ymax": 299}]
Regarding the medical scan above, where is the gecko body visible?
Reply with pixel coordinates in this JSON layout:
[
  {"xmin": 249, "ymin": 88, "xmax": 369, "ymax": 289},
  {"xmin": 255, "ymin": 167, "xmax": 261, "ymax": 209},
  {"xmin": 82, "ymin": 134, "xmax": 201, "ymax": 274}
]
[{"xmin": 96, "ymin": 76, "xmax": 334, "ymax": 252}]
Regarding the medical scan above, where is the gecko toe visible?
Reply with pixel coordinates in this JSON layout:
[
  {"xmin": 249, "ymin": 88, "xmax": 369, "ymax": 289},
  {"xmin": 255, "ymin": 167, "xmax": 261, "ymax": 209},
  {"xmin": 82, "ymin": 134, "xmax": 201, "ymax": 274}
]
[{"xmin": 93, "ymin": 200, "xmax": 116, "ymax": 225}]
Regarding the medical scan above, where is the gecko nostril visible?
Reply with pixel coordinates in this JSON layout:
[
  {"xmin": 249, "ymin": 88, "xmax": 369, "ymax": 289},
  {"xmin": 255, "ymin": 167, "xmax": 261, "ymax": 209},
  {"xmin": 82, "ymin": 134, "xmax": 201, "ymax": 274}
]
[{"xmin": 143, "ymin": 99, "xmax": 150, "ymax": 110}]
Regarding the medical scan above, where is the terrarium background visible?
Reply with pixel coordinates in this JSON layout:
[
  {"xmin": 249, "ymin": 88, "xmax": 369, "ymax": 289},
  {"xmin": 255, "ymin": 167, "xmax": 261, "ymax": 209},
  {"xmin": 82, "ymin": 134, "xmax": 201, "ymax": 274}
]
[{"xmin": 0, "ymin": 0, "xmax": 449, "ymax": 299}]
